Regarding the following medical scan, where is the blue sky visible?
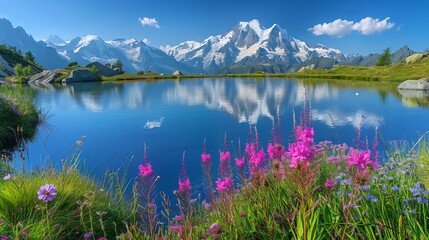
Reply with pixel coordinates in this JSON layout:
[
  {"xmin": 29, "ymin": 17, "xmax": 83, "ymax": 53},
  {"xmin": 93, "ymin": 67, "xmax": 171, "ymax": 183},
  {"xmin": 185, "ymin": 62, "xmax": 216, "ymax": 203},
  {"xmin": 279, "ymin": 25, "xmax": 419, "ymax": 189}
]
[{"xmin": 1, "ymin": 0, "xmax": 428, "ymax": 55}]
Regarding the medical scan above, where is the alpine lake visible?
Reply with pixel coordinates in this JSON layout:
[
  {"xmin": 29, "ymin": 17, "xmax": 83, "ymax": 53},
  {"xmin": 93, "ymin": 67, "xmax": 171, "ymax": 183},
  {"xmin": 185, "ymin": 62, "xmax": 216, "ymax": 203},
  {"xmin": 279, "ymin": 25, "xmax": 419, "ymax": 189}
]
[{"xmin": 11, "ymin": 77, "xmax": 429, "ymax": 196}]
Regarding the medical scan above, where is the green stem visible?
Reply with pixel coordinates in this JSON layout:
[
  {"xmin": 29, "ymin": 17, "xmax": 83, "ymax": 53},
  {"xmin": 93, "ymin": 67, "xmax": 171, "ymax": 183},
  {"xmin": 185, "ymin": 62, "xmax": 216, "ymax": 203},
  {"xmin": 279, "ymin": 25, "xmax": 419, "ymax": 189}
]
[{"xmin": 46, "ymin": 203, "xmax": 51, "ymax": 239}]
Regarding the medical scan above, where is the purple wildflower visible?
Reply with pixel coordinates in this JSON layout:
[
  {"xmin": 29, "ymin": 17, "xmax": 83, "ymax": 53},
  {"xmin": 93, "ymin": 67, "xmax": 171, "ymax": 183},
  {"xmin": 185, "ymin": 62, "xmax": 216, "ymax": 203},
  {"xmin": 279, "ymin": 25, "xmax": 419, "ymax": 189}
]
[
  {"xmin": 365, "ymin": 194, "xmax": 378, "ymax": 202},
  {"xmin": 37, "ymin": 184, "xmax": 57, "ymax": 202},
  {"xmin": 83, "ymin": 231, "xmax": 93, "ymax": 239},
  {"xmin": 3, "ymin": 174, "xmax": 16, "ymax": 180}
]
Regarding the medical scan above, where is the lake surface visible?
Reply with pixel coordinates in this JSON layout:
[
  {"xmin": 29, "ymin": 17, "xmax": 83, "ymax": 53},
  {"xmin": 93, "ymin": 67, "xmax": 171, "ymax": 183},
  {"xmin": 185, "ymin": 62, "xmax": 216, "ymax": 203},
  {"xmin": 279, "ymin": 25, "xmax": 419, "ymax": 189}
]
[{"xmin": 14, "ymin": 78, "xmax": 429, "ymax": 196}]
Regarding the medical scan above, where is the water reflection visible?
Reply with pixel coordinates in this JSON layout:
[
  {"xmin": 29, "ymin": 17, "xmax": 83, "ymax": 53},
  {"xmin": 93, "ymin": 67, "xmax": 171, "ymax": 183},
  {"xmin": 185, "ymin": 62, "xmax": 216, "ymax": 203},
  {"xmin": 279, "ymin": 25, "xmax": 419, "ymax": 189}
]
[
  {"xmin": 398, "ymin": 89, "xmax": 429, "ymax": 107},
  {"xmin": 19, "ymin": 78, "xmax": 429, "ymax": 197},
  {"xmin": 312, "ymin": 109, "xmax": 384, "ymax": 129},
  {"xmin": 164, "ymin": 79, "xmax": 340, "ymax": 124},
  {"xmin": 27, "ymin": 78, "xmax": 393, "ymax": 129},
  {"xmin": 144, "ymin": 117, "xmax": 164, "ymax": 129}
]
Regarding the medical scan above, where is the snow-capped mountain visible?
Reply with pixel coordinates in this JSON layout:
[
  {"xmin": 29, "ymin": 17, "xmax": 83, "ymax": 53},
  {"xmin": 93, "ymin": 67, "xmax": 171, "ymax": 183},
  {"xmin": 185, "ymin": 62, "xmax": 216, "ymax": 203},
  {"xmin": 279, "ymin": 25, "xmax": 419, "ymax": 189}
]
[
  {"xmin": 42, "ymin": 35, "xmax": 67, "ymax": 46},
  {"xmin": 45, "ymin": 35, "xmax": 202, "ymax": 74},
  {"xmin": 162, "ymin": 19, "xmax": 346, "ymax": 73},
  {"xmin": 0, "ymin": 18, "xmax": 68, "ymax": 69}
]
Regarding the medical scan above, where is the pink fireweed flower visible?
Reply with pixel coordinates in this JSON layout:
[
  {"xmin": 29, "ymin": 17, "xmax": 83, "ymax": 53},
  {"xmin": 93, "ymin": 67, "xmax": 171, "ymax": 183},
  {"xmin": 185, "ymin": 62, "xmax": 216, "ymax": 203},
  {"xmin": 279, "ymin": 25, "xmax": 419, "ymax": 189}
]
[
  {"xmin": 138, "ymin": 163, "xmax": 154, "ymax": 178},
  {"xmin": 201, "ymin": 153, "xmax": 211, "ymax": 163},
  {"xmin": 207, "ymin": 222, "xmax": 222, "ymax": 234},
  {"xmin": 37, "ymin": 184, "xmax": 57, "ymax": 202},
  {"xmin": 245, "ymin": 143, "xmax": 256, "ymax": 158},
  {"xmin": 220, "ymin": 151, "xmax": 230, "ymax": 162},
  {"xmin": 295, "ymin": 126, "xmax": 314, "ymax": 143},
  {"xmin": 215, "ymin": 177, "xmax": 233, "ymax": 193},
  {"xmin": 267, "ymin": 143, "xmax": 285, "ymax": 160},
  {"xmin": 249, "ymin": 149, "xmax": 265, "ymax": 172},
  {"xmin": 178, "ymin": 178, "xmax": 191, "ymax": 194},
  {"xmin": 219, "ymin": 151, "xmax": 232, "ymax": 178},
  {"xmin": 170, "ymin": 225, "xmax": 183, "ymax": 235},
  {"xmin": 235, "ymin": 157, "xmax": 245, "ymax": 167},
  {"xmin": 325, "ymin": 179, "xmax": 338, "ymax": 188},
  {"xmin": 287, "ymin": 126, "xmax": 315, "ymax": 168},
  {"xmin": 347, "ymin": 148, "xmax": 376, "ymax": 170}
]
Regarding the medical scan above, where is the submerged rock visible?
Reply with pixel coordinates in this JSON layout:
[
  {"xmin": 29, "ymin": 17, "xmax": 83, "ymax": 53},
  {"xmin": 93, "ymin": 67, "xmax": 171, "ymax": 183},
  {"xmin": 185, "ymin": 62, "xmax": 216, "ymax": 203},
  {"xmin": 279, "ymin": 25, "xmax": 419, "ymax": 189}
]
[{"xmin": 397, "ymin": 78, "xmax": 429, "ymax": 90}]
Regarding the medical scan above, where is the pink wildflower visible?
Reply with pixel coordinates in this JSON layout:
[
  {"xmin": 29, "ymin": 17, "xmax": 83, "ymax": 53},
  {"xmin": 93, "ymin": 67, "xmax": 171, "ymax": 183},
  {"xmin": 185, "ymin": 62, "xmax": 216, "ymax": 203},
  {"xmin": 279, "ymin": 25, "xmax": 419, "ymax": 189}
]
[
  {"xmin": 347, "ymin": 148, "xmax": 375, "ymax": 170},
  {"xmin": 170, "ymin": 225, "xmax": 183, "ymax": 235},
  {"xmin": 245, "ymin": 143, "xmax": 256, "ymax": 157},
  {"xmin": 235, "ymin": 157, "xmax": 245, "ymax": 167},
  {"xmin": 220, "ymin": 151, "xmax": 230, "ymax": 162},
  {"xmin": 325, "ymin": 179, "xmax": 338, "ymax": 188},
  {"xmin": 267, "ymin": 143, "xmax": 285, "ymax": 160},
  {"xmin": 215, "ymin": 177, "xmax": 233, "ymax": 193},
  {"xmin": 178, "ymin": 178, "xmax": 192, "ymax": 194},
  {"xmin": 138, "ymin": 163, "xmax": 154, "ymax": 178},
  {"xmin": 207, "ymin": 222, "xmax": 222, "ymax": 234},
  {"xmin": 287, "ymin": 126, "xmax": 315, "ymax": 168},
  {"xmin": 296, "ymin": 126, "xmax": 314, "ymax": 143},
  {"xmin": 201, "ymin": 153, "xmax": 211, "ymax": 163},
  {"xmin": 249, "ymin": 149, "xmax": 265, "ymax": 171}
]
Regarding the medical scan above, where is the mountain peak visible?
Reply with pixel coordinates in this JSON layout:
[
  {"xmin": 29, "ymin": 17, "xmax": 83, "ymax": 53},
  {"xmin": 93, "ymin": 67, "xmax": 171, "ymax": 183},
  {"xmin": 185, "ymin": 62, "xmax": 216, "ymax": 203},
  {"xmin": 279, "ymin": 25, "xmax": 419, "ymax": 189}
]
[
  {"xmin": 165, "ymin": 19, "xmax": 345, "ymax": 73},
  {"xmin": 81, "ymin": 35, "xmax": 101, "ymax": 42},
  {"xmin": 238, "ymin": 19, "xmax": 265, "ymax": 33},
  {"xmin": 42, "ymin": 35, "xmax": 66, "ymax": 46}
]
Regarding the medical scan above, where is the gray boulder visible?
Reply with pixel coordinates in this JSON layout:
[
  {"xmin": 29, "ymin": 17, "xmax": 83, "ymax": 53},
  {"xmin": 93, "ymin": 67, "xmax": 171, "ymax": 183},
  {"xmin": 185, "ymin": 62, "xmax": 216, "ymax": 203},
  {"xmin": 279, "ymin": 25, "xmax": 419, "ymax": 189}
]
[
  {"xmin": 397, "ymin": 77, "xmax": 429, "ymax": 90},
  {"xmin": 85, "ymin": 62, "xmax": 119, "ymax": 77},
  {"xmin": 172, "ymin": 70, "xmax": 183, "ymax": 76},
  {"xmin": 27, "ymin": 70, "xmax": 61, "ymax": 83},
  {"xmin": 62, "ymin": 69, "xmax": 100, "ymax": 83},
  {"xmin": 298, "ymin": 64, "xmax": 315, "ymax": 72}
]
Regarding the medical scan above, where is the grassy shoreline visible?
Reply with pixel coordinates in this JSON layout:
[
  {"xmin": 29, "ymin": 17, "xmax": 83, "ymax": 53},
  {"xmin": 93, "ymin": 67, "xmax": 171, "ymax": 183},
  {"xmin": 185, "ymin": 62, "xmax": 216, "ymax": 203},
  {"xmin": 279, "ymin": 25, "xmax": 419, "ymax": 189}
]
[
  {"xmin": 1, "ymin": 109, "xmax": 429, "ymax": 239},
  {"xmin": 0, "ymin": 85, "xmax": 41, "ymax": 151},
  {"xmin": 100, "ymin": 55, "xmax": 429, "ymax": 82}
]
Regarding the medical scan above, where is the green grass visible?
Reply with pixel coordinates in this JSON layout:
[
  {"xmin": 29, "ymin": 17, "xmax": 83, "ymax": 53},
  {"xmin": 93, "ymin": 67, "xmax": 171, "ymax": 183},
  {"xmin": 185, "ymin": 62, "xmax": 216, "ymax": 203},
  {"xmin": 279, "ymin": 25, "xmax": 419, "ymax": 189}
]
[
  {"xmin": 0, "ymin": 159, "xmax": 135, "ymax": 239},
  {"xmin": 285, "ymin": 54, "xmax": 429, "ymax": 82},
  {"xmin": 0, "ymin": 85, "xmax": 41, "ymax": 150}
]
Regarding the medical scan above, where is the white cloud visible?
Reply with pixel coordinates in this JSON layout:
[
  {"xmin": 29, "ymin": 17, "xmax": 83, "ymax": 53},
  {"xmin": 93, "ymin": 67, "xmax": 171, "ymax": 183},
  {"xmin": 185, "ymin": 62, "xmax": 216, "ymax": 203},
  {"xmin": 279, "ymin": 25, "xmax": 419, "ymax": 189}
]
[
  {"xmin": 144, "ymin": 117, "xmax": 164, "ymax": 129},
  {"xmin": 353, "ymin": 17, "xmax": 394, "ymax": 35},
  {"xmin": 309, "ymin": 19, "xmax": 355, "ymax": 37},
  {"xmin": 309, "ymin": 17, "xmax": 394, "ymax": 37},
  {"xmin": 143, "ymin": 38, "xmax": 151, "ymax": 45},
  {"xmin": 138, "ymin": 17, "xmax": 160, "ymax": 28}
]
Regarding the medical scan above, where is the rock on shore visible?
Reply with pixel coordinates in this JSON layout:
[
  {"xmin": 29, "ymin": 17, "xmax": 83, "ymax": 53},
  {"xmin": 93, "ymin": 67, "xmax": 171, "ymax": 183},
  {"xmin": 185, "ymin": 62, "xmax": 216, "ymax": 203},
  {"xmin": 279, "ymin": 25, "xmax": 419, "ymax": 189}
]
[
  {"xmin": 62, "ymin": 69, "xmax": 99, "ymax": 83},
  {"xmin": 27, "ymin": 70, "xmax": 61, "ymax": 83},
  {"xmin": 397, "ymin": 77, "xmax": 429, "ymax": 90}
]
